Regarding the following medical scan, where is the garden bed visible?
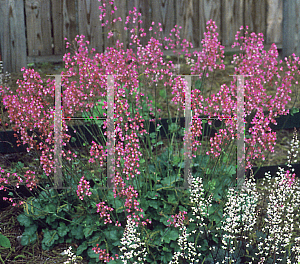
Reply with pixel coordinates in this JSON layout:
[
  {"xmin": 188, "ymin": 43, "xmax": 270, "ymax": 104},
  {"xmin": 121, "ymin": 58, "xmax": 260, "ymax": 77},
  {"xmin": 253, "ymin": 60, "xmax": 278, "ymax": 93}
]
[{"xmin": 1, "ymin": 40, "xmax": 300, "ymax": 263}]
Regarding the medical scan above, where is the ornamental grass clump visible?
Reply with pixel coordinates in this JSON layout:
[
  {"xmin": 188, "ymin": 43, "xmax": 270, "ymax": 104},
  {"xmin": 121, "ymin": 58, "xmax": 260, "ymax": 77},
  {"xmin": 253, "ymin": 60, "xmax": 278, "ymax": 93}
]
[{"xmin": 0, "ymin": 0, "xmax": 300, "ymax": 263}]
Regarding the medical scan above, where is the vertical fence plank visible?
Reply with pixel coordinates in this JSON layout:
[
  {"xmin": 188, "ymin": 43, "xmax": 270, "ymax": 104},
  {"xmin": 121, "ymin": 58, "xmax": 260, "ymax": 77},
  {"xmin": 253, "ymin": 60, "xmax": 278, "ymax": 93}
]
[
  {"xmin": 114, "ymin": 0, "xmax": 128, "ymax": 50},
  {"xmin": 63, "ymin": 0, "xmax": 77, "ymax": 46},
  {"xmin": 152, "ymin": 0, "xmax": 176, "ymax": 44},
  {"xmin": 283, "ymin": 0, "xmax": 300, "ymax": 57},
  {"xmin": 10, "ymin": 0, "xmax": 27, "ymax": 71},
  {"xmin": 138, "ymin": 0, "xmax": 151, "ymax": 47},
  {"xmin": 244, "ymin": 0, "xmax": 267, "ymax": 37},
  {"xmin": 127, "ymin": 0, "xmax": 140, "ymax": 52},
  {"xmin": 25, "ymin": 0, "xmax": 52, "ymax": 56},
  {"xmin": 175, "ymin": 0, "xmax": 184, "ymax": 42},
  {"xmin": 267, "ymin": 0, "xmax": 283, "ymax": 45},
  {"xmin": 78, "ymin": 0, "xmax": 104, "ymax": 53},
  {"xmin": 198, "ymin": 0, "xmax": 221, "ymax": 47},
  {"xmin": 175, "ymin": 0, "xmax": 194, "ymax": 46},
  {"xmin": 102, "ymin": 1, "xmax": 114, "ymax": 50},
  {"xmin": 221, "ymin": 0, "xmax": 243, "ymax": 47},
  {"xmin": 191, "ymin": 0, "xmax": 200, "ymax": 49},
  {"xmin": 1, "ymin": 0, "xmax": 27, "ymax": 72},
  {"xmin": 91, "ymin": 0, "xmax": 104, "ymax": 53},
  {"xmin": 0, "ymin": 0, "xmax": 11, "ymax": 72},
  {"xmin": 0, "ymin": 0, "xmax": 290, "ymax": 72},
  {"xmin": 51, "ymin": 0, "xmax": 64, "ymax": 55}
]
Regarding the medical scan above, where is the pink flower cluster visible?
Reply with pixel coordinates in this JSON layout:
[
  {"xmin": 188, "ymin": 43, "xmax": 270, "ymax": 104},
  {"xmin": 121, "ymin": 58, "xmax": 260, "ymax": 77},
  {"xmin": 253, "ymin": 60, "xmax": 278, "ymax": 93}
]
[
  {"xmin": 96, "ymin": 201, "xmax": 114, "ymax": 224},
  {"xmin": 167, "ymin": 211, "xmax": 187, "ymax": 228},
  {"xmin": 76, "ymin": 176, "xmax": 92, "ymax": 200},
  {"xmin": 283, "ymin": 170, "xmax": 296, "ymax": 187},
  {"xmin": 0, "ymin": 167, "xmax": 37, "ymax": 195},
  {"xmin": 0, "ymin": 0, "xmax": 299, "ymax": 260},
  {"xmin": 172, "ymin": 24, "xmax": 300, "ymax": 170},
  {"xmin": 189, "ymin": 20, "xmax": 225, "ymax": 78},
  {"xmin": 24, "ymin": 170, "xmax": 38, "ymax": 191},
  {"xmin": 92, "ymin": 244, "xmax": 119, "ymax": 262}
]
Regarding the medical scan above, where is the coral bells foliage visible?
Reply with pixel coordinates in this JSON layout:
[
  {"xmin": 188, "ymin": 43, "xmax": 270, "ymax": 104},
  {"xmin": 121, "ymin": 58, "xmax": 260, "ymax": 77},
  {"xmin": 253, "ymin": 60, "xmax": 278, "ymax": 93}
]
[
  {"xmin": 0, "ymin": 0, "xmax": 300, "ymax": 261},
  {"xmin": 181, "ymin": 22, "xmax": 300, "ymax": 170}
]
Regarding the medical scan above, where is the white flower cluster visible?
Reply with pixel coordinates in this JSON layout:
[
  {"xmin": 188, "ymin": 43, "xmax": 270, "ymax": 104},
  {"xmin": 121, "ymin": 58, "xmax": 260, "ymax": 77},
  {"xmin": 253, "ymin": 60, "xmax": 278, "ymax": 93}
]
[
  {"xmin": 287, "ymin": 127, "xmax": 299, "ymax": 166},
  {"xmin": 219, "ymin": 172, "xmax": 259, "ymax": 262},
  {"xmin": 169, "ymin": 175, "xmax": 212, "ymax": 263},
  {"xmin": 169, "ymin": 128, "xmax": 300, "ymax": 263},
  {"xmin": 61, "ymin": 246, "xmax": 82, "ymax": 264},
  {"xmin": 119, "ymin": 216, "xmax": 148, "ymax": 264}
]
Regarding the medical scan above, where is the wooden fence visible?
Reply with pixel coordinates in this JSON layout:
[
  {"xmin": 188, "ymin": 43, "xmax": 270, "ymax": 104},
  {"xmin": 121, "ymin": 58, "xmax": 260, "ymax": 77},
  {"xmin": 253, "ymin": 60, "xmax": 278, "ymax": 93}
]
[{"xmin": 0, "ymin": 0, "xmax": 297, "ymax": 73}]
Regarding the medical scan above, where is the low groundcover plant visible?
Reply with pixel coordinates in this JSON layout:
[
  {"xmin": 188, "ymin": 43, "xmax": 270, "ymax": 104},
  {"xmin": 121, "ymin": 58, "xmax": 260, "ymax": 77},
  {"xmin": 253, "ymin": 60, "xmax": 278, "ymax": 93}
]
[{"xmin": 0, "ymin": 0, "xmax": 300, "ymax": 263}]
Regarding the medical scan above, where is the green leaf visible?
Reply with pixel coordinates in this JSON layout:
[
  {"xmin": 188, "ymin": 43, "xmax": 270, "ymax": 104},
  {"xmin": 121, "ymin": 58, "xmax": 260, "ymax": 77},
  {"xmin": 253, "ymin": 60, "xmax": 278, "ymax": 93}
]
[
  {"xmin": 168, "ymin": 230, "xmax": 179, "ymax": 241},
  {"xmin": 83, "ymin": 226, "xmax": 94, "ymax": 238},
  {"xmin": 195, "ymin": 79, "xmax": 203, "ymax": 90},
  {"xmin": 178, "ymin": 161, "xmax": 185, "ymax": 168},
  {"xmin": 57, "ymin": 222, "xmax": 69, "ymax": 237},
  {"xmin": 169, "ymin": 123, "xmax": 179, "ymax": 133},
  {"xmin": 46, "ymin": 214, "xmax": 57, "ymax": 225},
  {"xmin": 159, "ymin": 89, "xmax": 166, "ymax": 98},
  {"xmin": 161, "ymin": 229, "xmax": 178, "ymax": 243},
  {"xmin": 173, "ymin": 155, "xmax": 181, "ymax": 165},
  {"xmin": 87, "ymin": 247, "xmax": 101, "ymax": 261},
  {"xmin": 17, "ymin": 214, "xmax": 33, "ymax": 227},
  {"xmin": 154, "ymin": 141, "xmax": 163, "ymax": 147},
  {"xmin": 290, "ymin": 107, "xmax": 299, "ymax": 116},
  {"xmin": 148, "ymin": 200, "xmax": 159, "ymax": 209},
  {"xmin": 20, "ymin": 225, "xmax": 38, "ymax": 246},
  {"xmin": 167, "ymin": 193, "xmax": 177, "ymax": 204},
  {"xmin": 24, "ymin": 225, "xmax": 38, "ymax": 236},
  {"xmin": 42, "ymin": 229, "xmax": 59, "ymax": 249},
  {"xmin": 162, "ymin": 252, "xmax": 172, "ymax": 263},
  {"xmin": 16, "ymin": 161, "xmax": 24, "ymax": 169},
  {"xmin": 0, "ymin": 233, "xmax": 11, "ymax": 248},
  {"xmin": 146, "ymin": 191, "xmax": 160, "ymax": 199},
  {"xmin": 76, "ymin": 241, "xmax": 88, "ymax": 256},
  {"xmin": 161, "ymin": 175, "xmax": 182, "ymax": 186},
  {"xmin": 21, "ymin": 232, "xmax": 37, "ymax": 246},
  {"xmin": 104, "ymin": 229, "xmax": 119, "ymax": 241},
  {"xmin": 45, "ymin": 203, "xmax": 57, "ymax": 214}
]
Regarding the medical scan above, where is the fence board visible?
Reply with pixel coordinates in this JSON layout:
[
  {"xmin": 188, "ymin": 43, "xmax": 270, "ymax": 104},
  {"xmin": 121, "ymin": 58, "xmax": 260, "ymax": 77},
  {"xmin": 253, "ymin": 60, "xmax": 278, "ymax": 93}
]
[
  {"xmin": 51, "ymin": 0, "xmax": 64, "ymax": 55},
  {"xmin": 25, "ymin": 0, "xmax": 52, "ymax": 56},
  {"xmin": 103, "ymin": 1, "xmax": 114, "ymax": 50},
  {"xmin": 0, "ymin": 0, "xmax": 11, "ymax": 72},
  {"xmin": 221, "ymin": 0, "xmax": 243, "ymax": 47},
  {"xmin": 152, "ymin": 0, "xmax": 176, "ymax": 43},
  {"xmin": 138, "ymin": 0, "xmax": 151, "ymax": 47},
  {"xmin": 0, "ymin": 0, "xmax": 290, "ymax": 73},
  {"xmin": 198, "ymin": 0, "xmax": 221, "ymax": 46},
  {"xmin": 283, "ymin": 0, "xmax": 300, "ymax": 57},
  {"xmin": 244, "ymin": 0, "xmax": 267, "ymax": 37},
  {"xmin": 126, "ymin": 0, "xmax": 139, "ymax": 53},
  {"xmin": 78, "ymin": 0, "xmax": 104, "ymax": 53},
  {"xmin": 112, "ymin": 0, "xmax": 127, "ymax": 51},
  {"xmin": 63, "ymin": 0, "xmax": 77, "ymax": 47},
  {"xmin": 1, "ymin": 0, "xmax": 27, "ymax": 72},
  {"xmin": 175, "ymin": 0, "xmax": 194, "ymax": 48},
  {"xmin": 267, "ymin": 0, "xmax": 282, "ymax": 44}
]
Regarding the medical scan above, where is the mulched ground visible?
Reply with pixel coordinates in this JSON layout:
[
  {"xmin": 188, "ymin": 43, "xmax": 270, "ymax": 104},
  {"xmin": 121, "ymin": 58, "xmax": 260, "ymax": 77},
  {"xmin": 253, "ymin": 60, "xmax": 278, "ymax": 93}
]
[{"xmin": 0, "ymin": 205, "xmax": 89, "ymax": 263}]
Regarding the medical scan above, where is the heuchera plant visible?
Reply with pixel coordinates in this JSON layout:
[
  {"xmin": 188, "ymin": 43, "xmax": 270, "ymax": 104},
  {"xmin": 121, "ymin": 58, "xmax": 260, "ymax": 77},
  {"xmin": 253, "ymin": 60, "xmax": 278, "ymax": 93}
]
[{"xmin": 0, "ymin": 0, "xmax": 300, "ymax": 261}]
